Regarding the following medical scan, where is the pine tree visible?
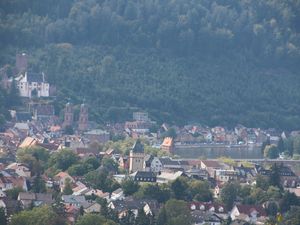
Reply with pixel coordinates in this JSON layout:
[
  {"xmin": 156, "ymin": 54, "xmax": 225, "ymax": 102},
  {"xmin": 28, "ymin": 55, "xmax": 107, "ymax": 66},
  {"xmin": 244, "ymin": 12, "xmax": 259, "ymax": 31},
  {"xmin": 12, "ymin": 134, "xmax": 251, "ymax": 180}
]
[
  {"xmin": 277, "ymin": 137, "xmax": 285, "ymax": 153},
  {"xmin": 63, "ymin": 178, "xmax": 73, "ymax": 195},
  {"xmin": 269, "ymin": 164, "xmax": 282, "ymax": 189},
  {"xmin": 0, "ymin": 207, "xmax": 7, "ymax": 225},
  {"xmin": 157, "ymin": 206, "xmax": 167, "ymax": 225},
  {"xmin": 135, "ymin": 208, "xmax": 150, "ymax": 225}
]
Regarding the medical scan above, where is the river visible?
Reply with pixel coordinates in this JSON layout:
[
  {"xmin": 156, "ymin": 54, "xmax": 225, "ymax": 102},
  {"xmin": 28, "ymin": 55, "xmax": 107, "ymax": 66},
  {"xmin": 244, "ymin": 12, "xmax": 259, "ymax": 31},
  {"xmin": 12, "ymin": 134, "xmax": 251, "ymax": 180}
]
[{"xmin": 173, "ymin": 143, "xmax": 263, "ymax": 159}]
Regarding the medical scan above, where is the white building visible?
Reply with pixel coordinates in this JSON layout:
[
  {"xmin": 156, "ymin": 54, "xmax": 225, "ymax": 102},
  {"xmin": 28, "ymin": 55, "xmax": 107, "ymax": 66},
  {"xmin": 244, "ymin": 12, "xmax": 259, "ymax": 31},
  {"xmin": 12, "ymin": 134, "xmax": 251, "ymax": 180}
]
[{"xmin": 15, "ymin": 72, "xmax": 50, "ymax": 98}]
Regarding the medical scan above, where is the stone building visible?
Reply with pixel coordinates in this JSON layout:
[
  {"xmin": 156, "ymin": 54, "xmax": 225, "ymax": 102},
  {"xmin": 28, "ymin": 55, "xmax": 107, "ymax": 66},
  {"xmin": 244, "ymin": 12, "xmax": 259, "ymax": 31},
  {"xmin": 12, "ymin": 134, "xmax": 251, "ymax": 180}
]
[
  {"xmin": 63, "ymin": 102, "xmax": 74, "ymax": 129},
  {"xmin": 129, "ymin": 140, "xmax": 145, "ymax": 173},
  {"xmin": 78, "ymin": 103, "xmax": 88, "ymax": 131}
]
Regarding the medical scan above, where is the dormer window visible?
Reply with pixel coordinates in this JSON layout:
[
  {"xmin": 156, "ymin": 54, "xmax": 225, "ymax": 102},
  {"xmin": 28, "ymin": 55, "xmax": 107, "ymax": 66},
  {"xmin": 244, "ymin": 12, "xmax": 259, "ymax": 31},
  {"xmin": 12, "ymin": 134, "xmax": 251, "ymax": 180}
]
[
  {"xmin": 209, "ymin": 207, "xmax": 215, "ymax": 212},
  {"xmin": 190, "ymin": 204, "xmax": 196, "ymax": 210},
  {"xmin": 219, "ymin": 207, "xmax": 224, "ymax": 212},
  {"xmin": 200, "ymin": 205, "xmax": 205, "ymax": 210}
]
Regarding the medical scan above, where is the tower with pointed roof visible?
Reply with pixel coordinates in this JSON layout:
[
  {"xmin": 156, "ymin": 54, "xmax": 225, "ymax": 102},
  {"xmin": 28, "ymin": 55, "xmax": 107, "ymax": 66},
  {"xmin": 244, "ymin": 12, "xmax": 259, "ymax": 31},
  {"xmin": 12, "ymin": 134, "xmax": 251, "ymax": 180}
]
[
  {"xmin": 129, "ymin": 139, "xmax": 145, "ymax": 173},
  {"xmin": 78, "ymin": 103, "xmax": 88, "ymax": 131},
  {"xmin": 63, "ymin": 102, "xmax": 74, "ymax": 128}
]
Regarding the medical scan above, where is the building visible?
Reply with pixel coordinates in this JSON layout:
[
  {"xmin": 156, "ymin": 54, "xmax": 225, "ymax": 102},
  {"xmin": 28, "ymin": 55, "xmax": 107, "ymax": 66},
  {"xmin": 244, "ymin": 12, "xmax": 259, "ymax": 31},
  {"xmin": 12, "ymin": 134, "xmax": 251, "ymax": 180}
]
[
  {"xmin": 133, "ymin": 112, "xmax": 149, "ymax": 122},
  {"xmin": 18, "ymin": 192, "xmax": 53, "ymax": 208},
  {"xmin": 160, "ymin": 137, "xmax": 174, "ymax": 153},
  {"xmin": 230, "ymin": 204, "xmax": 267, "ymax": 224},
  {"xmin": 78, "ymin": 103, "xmax": 88, "ymax": 131},
  {"xmin": 63, "ymin": 102, "xmax": 74, "ymax": 129},
  {"xmin": 16, "ymin": 53, "xmax": 28, "ymax": 73},
  {"xmin": 144, "ymin": 155, "xmax": 160, "ymax": 172},
  {"xmin": 131, "ymin": 171, "xmax": 157, "ymax": 183},
  {"xmin": 33, "ymin": 104, "xmax": 55, "ymax": 122},
  {"xmin": 129, "ymin": 140, "xmax": 145, "ymax": 173},
  {"xmin": 83, "ymin": 129, "xmax": 110, "ymax": 144},
  {"xmin": 15, "ymin": 72, "xmax": 50, "ymax": 98}
]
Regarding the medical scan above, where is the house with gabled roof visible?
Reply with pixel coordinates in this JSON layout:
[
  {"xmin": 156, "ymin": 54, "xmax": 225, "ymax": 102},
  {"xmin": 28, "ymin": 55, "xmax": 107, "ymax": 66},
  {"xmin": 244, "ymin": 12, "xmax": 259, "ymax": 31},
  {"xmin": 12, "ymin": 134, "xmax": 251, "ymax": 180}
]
[
  {"xmin": 108, "ymin": 197, "xmax": 160, "ymax": 218},
  {"xmin": 61, "ymin": 195, "xmax": 85, "ymax": 208},
  {"xmin": 18, "ymin": 192, "xmax": 53, "ymax": 208},
  {"xmin": 54, "ymin": 171, "xmax": 75, "ymax": 192},
  {"xmin": 6, "ymin": 163, "xmax": 31, "ymax": 177},
  {"xmin": 230, "ymin": 204, "xmax": 267, "ymax": 224},
  {"xmin": 131, "ymin": 171, "xmax": 157, "ymax": 183},
  {"xmin": 189, "ymin": 201, "xmax": 228, "ymax": 220}
]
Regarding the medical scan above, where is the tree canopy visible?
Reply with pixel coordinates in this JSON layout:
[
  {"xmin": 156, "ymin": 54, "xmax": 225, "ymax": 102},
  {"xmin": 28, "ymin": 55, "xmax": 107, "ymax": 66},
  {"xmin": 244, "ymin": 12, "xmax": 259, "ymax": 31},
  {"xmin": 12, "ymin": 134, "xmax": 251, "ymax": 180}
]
[{"xmin": 1, "ymin": 0, "xmax": 300, "ymax": 129}]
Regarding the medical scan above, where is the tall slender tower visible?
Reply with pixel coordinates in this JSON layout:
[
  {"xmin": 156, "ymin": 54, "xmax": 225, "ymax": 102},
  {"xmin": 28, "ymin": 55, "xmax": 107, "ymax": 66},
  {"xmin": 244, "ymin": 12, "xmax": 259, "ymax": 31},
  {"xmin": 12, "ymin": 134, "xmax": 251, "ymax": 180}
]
[
  {"xmin": 16, "ymin": 53, "xmax": 28, "ymax": 73},
  {"xmin": 63, "ymin": 102, "xmax": 74, "ymax": 128},
  {"xmin": 78, "ymin": 103, "xmax": 88, "ymax": 131}
]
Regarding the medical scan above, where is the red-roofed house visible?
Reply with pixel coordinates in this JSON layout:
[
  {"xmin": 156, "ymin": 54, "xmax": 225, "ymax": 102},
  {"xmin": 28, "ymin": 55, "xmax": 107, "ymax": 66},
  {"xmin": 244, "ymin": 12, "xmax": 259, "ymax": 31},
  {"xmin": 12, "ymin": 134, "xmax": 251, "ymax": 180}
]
[
  {"xmin": 54, "ymin": 172, "xmax": 74, "ymax": 192},
  {"xmin": 230, "ymin": 204, "xmax": 267, "ymax": 224}
]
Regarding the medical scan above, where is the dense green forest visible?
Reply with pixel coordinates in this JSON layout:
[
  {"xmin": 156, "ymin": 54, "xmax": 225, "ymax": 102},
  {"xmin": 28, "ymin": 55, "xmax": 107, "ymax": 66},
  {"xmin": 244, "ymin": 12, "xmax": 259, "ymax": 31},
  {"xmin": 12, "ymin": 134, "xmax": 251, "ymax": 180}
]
[{"xmin": 1, "ymin": 0, "xmax": 300, "ymax": 129}]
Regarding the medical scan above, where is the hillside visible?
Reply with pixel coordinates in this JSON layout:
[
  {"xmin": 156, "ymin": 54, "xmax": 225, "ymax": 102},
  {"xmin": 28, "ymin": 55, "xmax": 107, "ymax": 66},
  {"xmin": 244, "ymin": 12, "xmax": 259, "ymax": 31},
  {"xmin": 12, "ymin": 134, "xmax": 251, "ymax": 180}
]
[{"xmin": 1, "ymin": 0, "xmax": 300, "ymax": 129}]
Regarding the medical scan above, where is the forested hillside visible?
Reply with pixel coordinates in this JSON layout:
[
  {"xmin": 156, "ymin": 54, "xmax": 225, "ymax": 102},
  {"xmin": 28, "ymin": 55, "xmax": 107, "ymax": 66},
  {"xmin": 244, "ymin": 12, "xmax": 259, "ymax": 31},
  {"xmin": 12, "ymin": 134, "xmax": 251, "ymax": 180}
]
[{"xmin": 1, "ymin": 0, "xmax": 300, "ymax": 129}]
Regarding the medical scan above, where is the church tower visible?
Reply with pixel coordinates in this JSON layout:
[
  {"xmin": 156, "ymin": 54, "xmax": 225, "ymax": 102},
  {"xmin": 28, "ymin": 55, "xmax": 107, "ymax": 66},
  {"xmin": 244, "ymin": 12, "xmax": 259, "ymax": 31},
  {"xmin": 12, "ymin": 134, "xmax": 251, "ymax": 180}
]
[
  {"xmin": 78, "ymin": 103, "xmax": 88, "ymax": 131},
  {"xmin": 129, "ymin": 139, "xmax": 145, "ymax": 173},
  {"xmin": 63, "ymin": 102, "xmax": 74, "ymax": 128}
]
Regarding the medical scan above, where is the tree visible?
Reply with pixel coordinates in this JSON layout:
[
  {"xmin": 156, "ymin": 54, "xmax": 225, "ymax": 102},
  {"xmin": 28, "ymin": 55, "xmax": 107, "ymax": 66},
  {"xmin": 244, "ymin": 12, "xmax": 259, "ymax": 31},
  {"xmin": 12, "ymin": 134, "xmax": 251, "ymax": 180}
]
[
  {"xmin": 0, "ymin": 207, "xmax": 7, "ymax": 225},
  {"xmin": 136, "ymin": 183, "xmax": 171, "ymax": 203},
  {"xmin": 10, "ymin": 205, "xmax": 66, "ymax": 225},
  {"xmin": 264, "ymin": 145, "xmax": 279, "ymax": 159},
  {"xmin": 32, "ymin": 174, "xmax": 46, "ymax": 193},
  {"xmin": 157, "ymin": 206, "xmax": 167, "ymax": 225},
  {"xmin": 279, "ymin": 191, "xmax": 300, "ymax": 213},
  {"xmin": 63, "ymin": 178, "xmax": 73, "ymax": 195},
  {"xmin": 135, "ymin": 208, "xmax": 150, "ymax": 225},
  {"xmin": 256, "ymin": 175, "xmax": 270, "ymax": 191},
  {"xmin": 189, "ymin": 180, "xmax": 212, "ymax": 202},
  {"xmin": 293, "ymin": 136, "xmax": 300, "ymax": 155},
  {"xmin": 49, "ymin": 149, "xmax": 79, "ymax": 171},
  {"xmin": 102, "ymin": 157, "xmax": 119, "ymax": 173},
  {"xmin": 121, "ymin": 177, "xmax": 140, "ymax": 196},
  {"xmin": 164, "ymin": 199, "xmax": 192, "ymax": 225},
  {"xmin": 119, "ymin": 210, "xmax": 135, "ymax": 225},
  {"xmin": 266, "ymin": 201, "xmax": 278, "ymax": 216},
  {"xmin": 277, "ymin": 137, "xmax": 284, "ymax": 153},
  {"xmin": 75, "ymin": 214, "xmax": 117, "ymax": 225},
  {"xmin": 84, "ymin": 169, "xmax": 119, "ymax": 192},
  {"xmin": 79, "ymin": 206, "xmax": 84, "ymax": 216},
  {"xmin": 17, "ymin": 147, "xmax": 49, "ymax": 175},
  {"xmin": 7, "ymin": 79, "xmax": 20, "ymax": 107},
  {"xmin": 221, "ymin": 182, "xmax": 239, "ymax": 210},
  {"xmin": 171, "ymin": 177, "xmax": 188, "ymax": 200},
  {"xmin": 269, "ymin": 164, "xmax": 282, "ymax": 189},
  {"xmin": 282, "ymin": 206, "xmax": 300, "ymax": 225},
  {"xmin": 5, "ymin": 187, "xmax": 23, "ymax": 200}
]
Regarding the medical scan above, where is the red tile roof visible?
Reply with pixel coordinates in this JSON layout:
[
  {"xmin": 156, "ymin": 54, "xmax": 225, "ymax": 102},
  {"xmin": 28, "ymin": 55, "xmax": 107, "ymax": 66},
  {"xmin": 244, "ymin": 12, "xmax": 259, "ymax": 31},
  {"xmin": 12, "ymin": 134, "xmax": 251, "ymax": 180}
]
[{"xmin": 235, "ymin": 204, "xmax": 267, "ymax": 217}]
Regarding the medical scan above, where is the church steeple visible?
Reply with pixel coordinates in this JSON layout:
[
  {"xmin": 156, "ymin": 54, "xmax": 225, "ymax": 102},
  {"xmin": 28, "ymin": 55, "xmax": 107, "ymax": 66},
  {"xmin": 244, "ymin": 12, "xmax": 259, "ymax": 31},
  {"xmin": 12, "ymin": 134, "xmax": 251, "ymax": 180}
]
[
  {"xmin": 78, "ymin": 102, "xmax": 88, "ymax": 131},
  {"xmin": 63, "ymin": 102, "xmax": 74, "ymax": 128}
]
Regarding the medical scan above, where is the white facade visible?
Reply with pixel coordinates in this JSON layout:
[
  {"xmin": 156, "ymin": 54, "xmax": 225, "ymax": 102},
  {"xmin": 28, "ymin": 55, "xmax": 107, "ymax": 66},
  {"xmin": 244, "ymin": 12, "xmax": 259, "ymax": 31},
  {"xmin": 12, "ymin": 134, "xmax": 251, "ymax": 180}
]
[
  {"xmin": 15, "ymin": 72, "xmax": 50, "ymax": 98},
  {"xmin": 150, "ymin": 157, "xmax": 163, "ymax": 172},
  {"xmin": 129, "ymin": 151, "xmax": 145, "ymax": 173}
]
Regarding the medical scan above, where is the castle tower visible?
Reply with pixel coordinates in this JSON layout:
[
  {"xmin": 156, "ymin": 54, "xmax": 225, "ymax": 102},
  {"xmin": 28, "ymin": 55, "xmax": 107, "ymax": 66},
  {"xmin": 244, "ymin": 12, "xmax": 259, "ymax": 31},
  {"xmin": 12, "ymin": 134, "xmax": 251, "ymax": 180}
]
[
  {"xmin": 16, "ymin": 53, "xmax": 28, "ymax": 73},
  {"xmin": 78, "ymin": 103, "xmax": 88, "ymax": 131},
  {"xmin": 63, "ymin": 102, "xmax": 74, "ymax": 128},
  {"xmin": 160, "ymin": 137, "xmax": 174, "ymax": 153},
  {"xmin": 129, "ymin": 139, "xmax": 145, "ymax": 173}
]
